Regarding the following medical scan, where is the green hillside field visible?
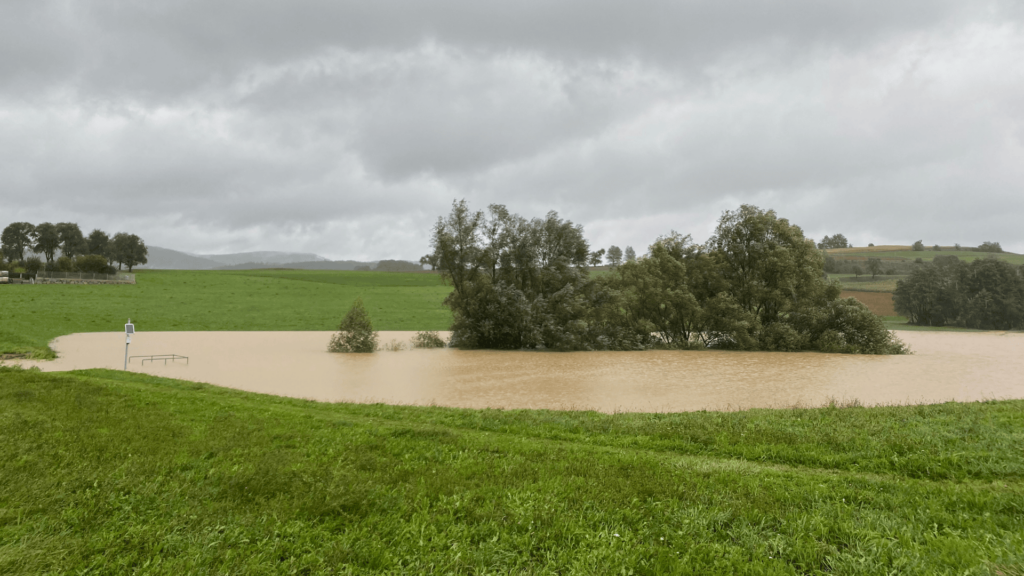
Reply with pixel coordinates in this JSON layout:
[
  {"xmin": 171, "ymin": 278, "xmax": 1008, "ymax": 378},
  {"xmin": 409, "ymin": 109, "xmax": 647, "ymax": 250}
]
[
  {"xmin": 2, "ymin": 366, "xmax": 1022, "ymax": 574},
  {"xmin": 0, "ymin": 270, "xmax": 453, "ymax": 358},
  {"xmin": 826, "ymin": 248, "xmax": 1024, "ymax": 266}
]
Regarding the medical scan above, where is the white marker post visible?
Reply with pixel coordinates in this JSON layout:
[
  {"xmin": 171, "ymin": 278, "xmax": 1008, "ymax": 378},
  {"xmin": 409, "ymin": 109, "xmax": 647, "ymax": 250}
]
[{"xmin": 124, "ymin": 319, "xmax": 135, "ymax": 370}]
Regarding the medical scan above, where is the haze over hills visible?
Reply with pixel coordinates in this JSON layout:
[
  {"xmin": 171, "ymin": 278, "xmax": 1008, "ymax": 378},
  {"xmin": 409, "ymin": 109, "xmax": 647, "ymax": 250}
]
[
  {"xmin": 198, "ymin": 251, "xmax": 329, "ymax": 266},
  {"xmin": 140, "ymin": 246, "xmax": 424, "ymax": 271}
]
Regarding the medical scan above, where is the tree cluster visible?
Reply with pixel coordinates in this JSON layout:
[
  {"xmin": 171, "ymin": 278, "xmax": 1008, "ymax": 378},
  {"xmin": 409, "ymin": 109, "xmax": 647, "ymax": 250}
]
[
  {"xmin": 817, "ymin": 234, "xmax": 850, "ymax": 249},
  {"xmin": 894, "ymin": 256, "xmax": 1024, "ymax": 329},
  {"xmin": 422, "ymin": 201, "xmax": 906, "ymax": 354},
  {"xmin": 1, "ymin": 222, "xmax": 149, "ymax": 273}
]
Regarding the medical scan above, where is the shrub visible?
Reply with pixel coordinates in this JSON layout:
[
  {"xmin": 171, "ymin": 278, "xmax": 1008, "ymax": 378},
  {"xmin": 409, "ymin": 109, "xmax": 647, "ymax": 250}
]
[
  {"xmin": 380, "ymin": 339, "xmax": 406, "ymax": 351},
  {"xmin": 976, "ymin": 241, "xmax": 1003, "ymax": 253},
  {"xmin": 912, "ymin": 240, "xmax": 925, "ymax": 251},
  {"xmin": 932, "ymin": 244, "xmax": 941, "ymax": 251},
  {"xmin": 76, "ymin": 254, "xmax": 113, "ymax": 274},
  {"xmin": 327, "ymin": 298, "xmax": 378, "ymax": 353},
  {"xmin": 24, "ymin": 257, "xmax": 42, "ymax": 277},
  {"xmin": 56, "ymin": 255, "xmax": 76, "ymax": 272},
  {"xmin": 412, "ymin": 331, "xmax": 447, "ymax": 348}
]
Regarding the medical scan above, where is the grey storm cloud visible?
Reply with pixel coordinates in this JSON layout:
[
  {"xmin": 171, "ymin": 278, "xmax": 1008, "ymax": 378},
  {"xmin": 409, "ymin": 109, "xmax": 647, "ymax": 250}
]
[{"xmin": 2, "ymin": 0, "xmax": 1023, "ymax": 258}]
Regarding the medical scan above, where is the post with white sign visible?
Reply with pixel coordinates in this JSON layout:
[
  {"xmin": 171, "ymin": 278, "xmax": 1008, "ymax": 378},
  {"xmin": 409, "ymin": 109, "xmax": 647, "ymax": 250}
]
[{"xmin": 124, "ymin": 319, "xmax": 135, "ymax": 370}]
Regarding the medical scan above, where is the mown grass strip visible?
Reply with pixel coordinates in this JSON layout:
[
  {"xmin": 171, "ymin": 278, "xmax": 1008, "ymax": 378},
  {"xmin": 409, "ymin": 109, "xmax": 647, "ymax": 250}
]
[{"xmin": 2, "ymin": 367, "xmax": 1022, "ymax": 574}]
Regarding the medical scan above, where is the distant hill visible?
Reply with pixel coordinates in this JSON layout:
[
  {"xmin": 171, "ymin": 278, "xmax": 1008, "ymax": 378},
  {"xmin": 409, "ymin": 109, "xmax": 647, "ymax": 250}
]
[
  {"xmin": 213, "ymin": 260, "xmax": 377, "ymax": 271},
  {"xmin": 141, "ymin": 246, "xmax": 220, "ymax": 270},
  {"xmin": 140, "ymin": 246, "xmax": 424, "ymax": 271}
]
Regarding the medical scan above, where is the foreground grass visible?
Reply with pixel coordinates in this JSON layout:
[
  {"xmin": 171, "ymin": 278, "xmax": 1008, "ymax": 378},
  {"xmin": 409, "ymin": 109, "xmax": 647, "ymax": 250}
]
[
  {"xmin": 0, "ymin": 270, "xmax": 453, "ymax": 357},
  {"xmin": 1, "ymin": 367, "xmax": 1022, "ymax": 574}
]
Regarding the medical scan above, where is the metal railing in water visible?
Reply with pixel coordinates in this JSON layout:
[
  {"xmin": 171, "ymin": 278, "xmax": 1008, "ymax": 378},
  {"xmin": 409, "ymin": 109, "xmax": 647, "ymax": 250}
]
[{"xmin": 129, "ymin": 354, "xmax": 189, "ymax": 366}]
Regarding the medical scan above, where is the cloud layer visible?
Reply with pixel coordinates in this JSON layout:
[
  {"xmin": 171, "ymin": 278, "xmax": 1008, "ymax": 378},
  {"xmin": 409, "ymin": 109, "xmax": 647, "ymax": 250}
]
[{"xmin": 2, "ymin": 0, "xmax": 1023, "ymax": 258}]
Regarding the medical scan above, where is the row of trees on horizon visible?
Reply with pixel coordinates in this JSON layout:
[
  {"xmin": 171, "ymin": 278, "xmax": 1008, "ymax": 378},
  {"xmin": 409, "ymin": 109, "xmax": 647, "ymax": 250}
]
[
  {"xmin": 421, "ymin": 201, "xmax": 907, "ymax": 354},
  {"xmin": 1, "ymin": 221, "xmax": 149, "ymax": 274}
]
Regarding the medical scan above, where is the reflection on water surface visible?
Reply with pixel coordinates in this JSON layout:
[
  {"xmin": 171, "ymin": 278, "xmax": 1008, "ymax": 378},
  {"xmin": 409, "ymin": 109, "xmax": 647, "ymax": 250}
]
[{"xmin": 12, "ymin": 330, "xmax": 1024, "ymax": 412}]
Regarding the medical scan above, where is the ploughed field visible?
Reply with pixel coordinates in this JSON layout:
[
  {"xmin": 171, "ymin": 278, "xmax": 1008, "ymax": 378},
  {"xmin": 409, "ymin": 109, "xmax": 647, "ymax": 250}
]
[
  {"xmin": 0, "ymin": 269, "xmax": 453, "ymax": 357},
  {"xmin": 2, "ymin": 367, "xmax": 1023, "ymax": 574}
]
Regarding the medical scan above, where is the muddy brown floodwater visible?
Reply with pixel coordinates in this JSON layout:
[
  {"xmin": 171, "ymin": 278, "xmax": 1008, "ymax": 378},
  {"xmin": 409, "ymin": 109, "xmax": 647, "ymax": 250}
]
[{"xmin": 6, "ymin": 330, "xmax": 1024, "ymax": 412}]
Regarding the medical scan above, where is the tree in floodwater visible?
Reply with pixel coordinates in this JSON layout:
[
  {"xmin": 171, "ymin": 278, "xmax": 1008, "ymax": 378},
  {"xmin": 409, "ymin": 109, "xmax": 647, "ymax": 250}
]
[
  {"xmin": 328, "ymin": 297, "xmax": 378, "ymax": 353},
  {"xmin": 425, "ymin": 200, "xmax": 907, "ymax": 354},
  {"xmin": 422, "ymin": 200, "xmax": 646, "ymax": 350}
]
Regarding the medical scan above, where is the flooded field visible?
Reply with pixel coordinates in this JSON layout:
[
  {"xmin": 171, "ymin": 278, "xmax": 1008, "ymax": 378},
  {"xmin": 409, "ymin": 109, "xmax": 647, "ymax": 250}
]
[{"xmin": 7, "ymin": 330, "xmax": 1024, "ymax": 412}]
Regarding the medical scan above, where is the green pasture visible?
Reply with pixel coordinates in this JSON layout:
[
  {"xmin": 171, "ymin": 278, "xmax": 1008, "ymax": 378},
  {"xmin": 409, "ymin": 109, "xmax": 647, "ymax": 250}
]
[
  {"xmin": 830, "ymin": 250, "xmax": 1024, "ymax": 265},
  {"xmin": 829, "ymin": 273, "xmax": 904, "ymax": 292},
  {"xmin": 0, "ymin": 270, "xmax": 453, "ymax": 358},
  {"xmin": 2, "ymin": 366, "xmax": 1022, "ymax": 574}
]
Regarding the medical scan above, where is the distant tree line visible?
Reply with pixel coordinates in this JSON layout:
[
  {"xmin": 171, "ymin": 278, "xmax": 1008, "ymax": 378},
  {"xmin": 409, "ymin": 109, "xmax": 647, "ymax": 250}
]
[
  {"xmin": 421, "ymin": 201, "xmax": 906, "ymax": 354},
  {"xmin": 894, "ymin": 256, "xmax": 1024, "ymax": 329},
  {"xmin": 817, "ymin": 234, "xmax": 850, "ymax": 249},
  {"xmin": 1, "ymin": 221, "xmax": 148, "ymax": 275}
]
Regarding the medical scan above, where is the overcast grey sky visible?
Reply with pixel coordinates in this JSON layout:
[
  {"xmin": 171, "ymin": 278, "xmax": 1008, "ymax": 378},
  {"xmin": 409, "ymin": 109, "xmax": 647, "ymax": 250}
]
[{"xmin": 3, "ymin": 0, "xmax": 1023, "ymax": 259}]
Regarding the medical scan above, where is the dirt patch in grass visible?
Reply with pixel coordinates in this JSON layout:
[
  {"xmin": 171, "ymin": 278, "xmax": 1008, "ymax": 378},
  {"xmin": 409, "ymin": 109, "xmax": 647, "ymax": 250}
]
[{"xmin": 841, "ymin": 290, "xmax": 896, "ymax": 316}]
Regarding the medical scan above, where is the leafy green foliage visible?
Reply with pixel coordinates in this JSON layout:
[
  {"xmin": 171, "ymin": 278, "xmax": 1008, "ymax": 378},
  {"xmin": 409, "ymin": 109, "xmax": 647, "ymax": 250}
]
[
  {"xmin": 894, "ymin": 257, "xmax": 1024, "ymax": 329},
  {"xmin": 328, "ymin": 297, "xmax": 378, "ymax": 352},
  {"xmin": 817, "ymin": 233, "xmax": 849, "ymax": 249},
  {"xmin": 55, "ymin": 222, "xmax": 84, "ymax": 257},
  {"xmin": 2, "ymin": 367, "xmax": 1022, "ymax": 574},
  {"xmin": 424, "ymin": 202, "xmax": 905, "ymax": 354},
  {"xmin": 1, "ymin": 222, "xmax": 35, "ymax": 262},
  {"xmin": 606, "ymin": 245, "xmax": 623, "ymax": 266},
  {"xmin": 412, "ymin": 330, "xmax": 447, "ymax": 348},
  {"xmin": 112, "ymin": 232, "xmax": 148, "ymax": 271},
  {"xmin": 86, "ymin": 228, "xmax": 110, "ymax": 258},
  {"xmin": 624, "ymin": 245, "xmax": 636, "ymax": 262},
  {"xmin": 55, "ymin": 255, "xmax": 75, "ymax": 272},
  {"xmin": 977, "ymin": 241, "xmax": 1004, "ymax": 253},
  {"xmin": 423, "ymin": 201, "xmax": 632, "ymax": 350},
  {"xmin": 32, "ymin": 222, "xmax": 60, "ymax": 263},
  {"xmin": 74, "ymin": 254, "xmax": 114, "ymax": 274}
]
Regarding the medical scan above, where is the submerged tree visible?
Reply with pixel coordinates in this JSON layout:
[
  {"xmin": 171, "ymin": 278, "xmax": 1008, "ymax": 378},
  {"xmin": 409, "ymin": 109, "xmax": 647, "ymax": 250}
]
[
  {"xmin": 424, "ymin": 200, "xmax": 907, "ymax": 354},
  {"xmin": 328, "ymin": 297, "xmax": 378, "ymax": 352}
]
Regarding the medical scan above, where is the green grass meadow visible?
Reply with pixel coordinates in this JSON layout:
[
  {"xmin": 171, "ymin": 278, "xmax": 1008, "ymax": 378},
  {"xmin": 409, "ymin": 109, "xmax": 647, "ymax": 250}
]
[
  {"xmin": 2, "ymin": 367, "xmax": 1023, "ymax": 574},
  {"xmin": 3, "ymin": 268, "xmax": 1024, "ymax": 572},
  {"xmin": 827, "ymin": 249, "xmax": 1024, "ymax": 265},
  {"xmin": 0, "ymin": 270, "xmax": 453, "ymax": 357}
]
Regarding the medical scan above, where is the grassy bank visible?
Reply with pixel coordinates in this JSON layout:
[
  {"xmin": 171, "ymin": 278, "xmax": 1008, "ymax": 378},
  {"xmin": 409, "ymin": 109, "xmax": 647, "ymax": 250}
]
[
  {"xmin": 0, "ymin": 270, "xmax": 453, "ymax": 357},
  {"xmin": 2, "ymin": 366, "xmax": 1022, "ymax": 574}
]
